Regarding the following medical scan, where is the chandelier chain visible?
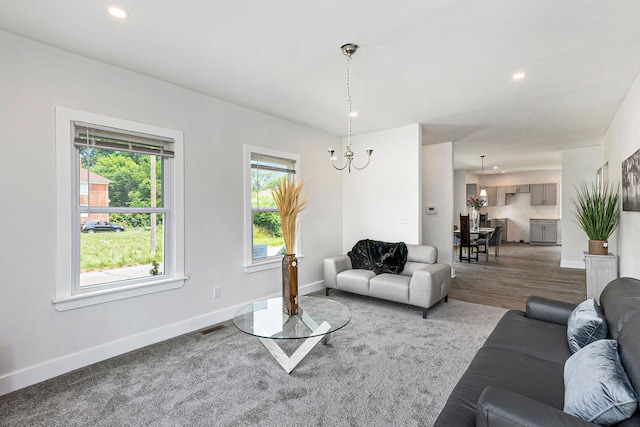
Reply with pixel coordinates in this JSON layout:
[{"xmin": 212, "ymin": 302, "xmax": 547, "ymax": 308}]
[{"xmin": 347, "ymin": 51, "xmax": 352, "ymax": 149}]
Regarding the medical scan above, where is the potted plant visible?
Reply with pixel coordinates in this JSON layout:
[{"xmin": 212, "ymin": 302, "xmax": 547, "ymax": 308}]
[
  {"xmin": 467, "ymin": 195, "xmax": 486, "ymax": 231},
  {"xmin": 571, "ymin": 181, "xmax": 620, "ymax": 255}
]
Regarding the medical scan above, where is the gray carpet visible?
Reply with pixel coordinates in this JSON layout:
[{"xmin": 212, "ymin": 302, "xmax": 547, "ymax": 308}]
[{"xmin": 0, "ymin": 292, "xmax": 507, "ymax": 426}]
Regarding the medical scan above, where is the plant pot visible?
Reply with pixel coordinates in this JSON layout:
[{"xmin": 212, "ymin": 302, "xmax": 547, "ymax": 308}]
[
  {"xmin": 282, "ymin": 253, "xmax": 299, "ymax": 315},
  {"xmin": 588, "ymin": 240, "xmax": 608, "ymax": 255}
]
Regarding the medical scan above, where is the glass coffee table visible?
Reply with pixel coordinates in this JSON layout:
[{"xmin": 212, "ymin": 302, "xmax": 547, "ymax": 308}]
[{"xmin": 233, "ymin": 296, "xmax": 351, "ymax": 373}]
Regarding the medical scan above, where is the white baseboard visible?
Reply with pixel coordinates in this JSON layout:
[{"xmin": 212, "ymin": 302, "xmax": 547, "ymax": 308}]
[
  {"xmin": 560, "ymin": 260, "xmax": 585, "ymax": 269},
  {"xmin": 0, "ymin": 280, "xmax": 325, "ymax": 396}
]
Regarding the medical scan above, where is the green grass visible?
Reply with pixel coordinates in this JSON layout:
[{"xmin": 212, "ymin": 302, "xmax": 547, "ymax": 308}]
[
  {"xmin": 80, "ymin": 227, "xmax": 163, "ymax": 272},
  {"xmin": 254, "ymin": 235, "xmax": 285, "ymax": 247},
  {"xmin": 253, "ymin": 227, "xmax": 284, "ymax": 248}
]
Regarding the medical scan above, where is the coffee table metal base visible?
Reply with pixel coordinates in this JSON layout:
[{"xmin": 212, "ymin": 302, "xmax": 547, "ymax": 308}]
[{"xmin": 258, "ymin": 321, "xmax": 331, "ymax": 374}]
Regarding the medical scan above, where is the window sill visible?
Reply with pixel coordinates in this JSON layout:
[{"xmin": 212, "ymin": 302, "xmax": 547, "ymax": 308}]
[
  {"xmin": 53, "ymin": 276, "xmax": 188, "ymax": 311},
  {"xmin": 244, "ymin": 254, "xmax": 305, "ymax": 274}
]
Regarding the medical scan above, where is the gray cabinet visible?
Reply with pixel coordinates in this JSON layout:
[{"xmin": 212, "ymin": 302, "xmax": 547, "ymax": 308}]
[
  {"xmin": 485, "ymin": 186, "xmax": 506, "ymax": 206},
  {"xmin": 584, "ymin": 253, "xmax": 618, "ymax": 303},
  {"xmin": 486, "ymin": 186, "xmax": 496, "ymax": 206},
  {"xmin": 490, "ymin": 218, "xmax": 508, "ymax": 243},
  {"xmin": 530, "ymin": 183, "xmax": 557, "ymax": 205},
  {"xmin": 496, "ymin": 186, "xmax": 506, "ymax": 206},
  {"xmin": 530, "ymin": 219, "xmax": 557, "ymax": 245},
  {"xmin": 505, "ymin": 184, "xmax": 530, "ymax": 194},
  {"xmin": 487, "ymin": 186, "xmax": 506, "ymax": 206},
  {"xmin": 466, "ymin": 183, "xmax": 477, "ymax": 198}
]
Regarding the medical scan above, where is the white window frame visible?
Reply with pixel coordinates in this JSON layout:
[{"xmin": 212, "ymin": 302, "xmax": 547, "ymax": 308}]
[
  {"xmin": 243, "ymin": 144, "xmax": 302, "ymax": 273},
  {"xmin": 54, "ymin": 107, "xmax": 186, "ymax": 311}
]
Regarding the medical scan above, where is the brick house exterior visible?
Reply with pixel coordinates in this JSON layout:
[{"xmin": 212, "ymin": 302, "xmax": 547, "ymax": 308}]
[{"xmin": 79, "ymin": 168, "xmax": 110, "ymax": 225}]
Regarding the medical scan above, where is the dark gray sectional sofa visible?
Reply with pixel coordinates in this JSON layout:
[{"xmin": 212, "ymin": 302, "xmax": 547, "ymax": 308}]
[{"xmin": 435, "ymin": 277, "xmax": 640, "ymax": 426}]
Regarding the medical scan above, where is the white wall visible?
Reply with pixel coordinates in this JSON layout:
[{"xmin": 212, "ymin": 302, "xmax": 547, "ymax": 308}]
[
  {"xmin": 423, "ymin": 142, "xmax": 454, "ymax": 266},
  {"xmin": 560, "ymin": 146, "xmax": 601, "ymax": 268},
  {"xmin": 601, "ymin": 71, "xmax": 640, "ymax": 278},
  {"xmin": 453, "ymin": 169, "xmax": 468, "ymax": 223},
  {"xmin": 478, "ymin": 171, "xmax": 562, "ymax": 243},
  {"xmin": 342, "ymin": 124, "xmax": 422, "ymax": 251},
  {"xmin": 0, "ymin": 31, "xmax": 343, "ymax": 394}
]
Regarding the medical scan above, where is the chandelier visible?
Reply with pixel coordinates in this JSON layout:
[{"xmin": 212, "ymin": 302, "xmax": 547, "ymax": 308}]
[{"xmin": 328, "ymin": 43, "xmax": 373, "ymax": 173}]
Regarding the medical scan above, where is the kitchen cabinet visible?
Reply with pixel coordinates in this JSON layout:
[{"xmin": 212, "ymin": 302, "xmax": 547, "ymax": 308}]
[
  {"xmin": 530, "ymin": 219, "xmax": 557, "ymax": 245},
  {"xmin": 490, "ymin": 218, "xmax": 508, "ymax": 243},
  {"xmin": 530, "ymin": 183, "xmax": 557, "ymax": 205},
  {"xmin": 585, "ymin": 253, "xmax": 618, "ymax": 304},
  {"xmin": 466, "ymin": 183, "xmax": 477, "ymax": 198},
  {"xmin": 505, "ymin": 184, "xmax": 530, "ymax": 194},
  {"xmin": 485, "ymin": 186, "xmax": 506, "ymax": 206}
]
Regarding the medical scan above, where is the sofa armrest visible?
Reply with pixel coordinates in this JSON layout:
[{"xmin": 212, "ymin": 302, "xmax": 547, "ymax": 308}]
[
  {"xmin": 526, "ymin": 296, "xmax": 576, "ymax": 326},
  {"xmin": 323, "ymin": 255, "xmax": 352, "ymax": 288},
  {"xmin": 477, "ymin": 386, "xmax": 596, "ymax": 427},
  {"xmin": 409, "ymin": 263, "xmax": 451, "ymax": 307}
]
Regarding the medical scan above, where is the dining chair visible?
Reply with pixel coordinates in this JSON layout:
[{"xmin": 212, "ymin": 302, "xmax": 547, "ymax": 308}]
[
  {"xmin": 479, "ymin": 213, "xmax": 488, "ymax": 228},
  {"xmin": 477, "ymin": 225, "xmax": 502, "ymax": 260},
  {"xmin": 459, "ymin": 214, "xmax": 479, "ymax": 262}
]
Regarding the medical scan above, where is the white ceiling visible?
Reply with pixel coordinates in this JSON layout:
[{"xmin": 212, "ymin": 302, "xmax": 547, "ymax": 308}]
[{"xmin": 2, "ymin": 0, "xmax": 640, "ymax": 174}]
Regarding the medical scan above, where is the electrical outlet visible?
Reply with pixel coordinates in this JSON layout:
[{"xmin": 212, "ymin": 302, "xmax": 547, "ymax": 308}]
[{"xmin": 213, "ymin": 287, "xmax": 221, "ymax": 299}]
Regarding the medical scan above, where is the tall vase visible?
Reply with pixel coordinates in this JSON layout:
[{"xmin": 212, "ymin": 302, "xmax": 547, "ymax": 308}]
[
  {"xmin": 472, "ymin": 208, "xmax": 480, "ymax": 231},
  {"xmin": 282, "ymin": 254, "xmax": 299, "ymax": 315}
]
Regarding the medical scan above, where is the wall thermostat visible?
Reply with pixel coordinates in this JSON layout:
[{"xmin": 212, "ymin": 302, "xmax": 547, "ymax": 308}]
[{"xmin": 425, "ymin": 206, "xmax": 438, "ymax": 215}]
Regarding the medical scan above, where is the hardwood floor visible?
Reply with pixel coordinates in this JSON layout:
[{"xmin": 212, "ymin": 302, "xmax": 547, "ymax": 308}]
[{"xmin": 450, "ymin": 243, "xmax": 586, "ymax": 311}]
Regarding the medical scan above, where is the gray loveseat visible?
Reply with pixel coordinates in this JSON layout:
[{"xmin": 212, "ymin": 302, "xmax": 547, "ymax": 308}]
[
  {"xmin": 435, "ymin": 277, "xmax": 640, "ymax": 426},
  {"xmin": 323, "ymin": 243, "xmax": 451, "ymax": 318}
]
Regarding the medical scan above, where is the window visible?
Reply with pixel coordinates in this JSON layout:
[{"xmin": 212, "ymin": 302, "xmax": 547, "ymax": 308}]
[
  {"xmin": 244, "ymin": 145, "xmax": 300, "ymax": 272},
  {"xmin": 55, "ymin": 107, "xmax": 185, "ymax": 310}
]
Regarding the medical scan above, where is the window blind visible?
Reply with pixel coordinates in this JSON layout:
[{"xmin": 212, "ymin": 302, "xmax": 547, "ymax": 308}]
[
  {"xmin": 73, "ymin": 121, "xmax": 174, "ymax": 157},
  {"xmin": 251, "ymin": 153, "xmax": 296, "ymax": 174}
]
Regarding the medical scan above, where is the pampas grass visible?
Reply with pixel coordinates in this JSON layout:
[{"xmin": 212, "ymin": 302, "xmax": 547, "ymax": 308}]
[{"xmin": 272, "ymin": 177, "xmax": 308, "ymax": 254}]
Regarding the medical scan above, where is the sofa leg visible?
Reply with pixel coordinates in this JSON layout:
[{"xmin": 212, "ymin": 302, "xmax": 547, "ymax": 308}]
[
  {"xmin": 444, "ymin": 295, "xmax": 449, "ymax": 303},
  {"xmin": 422, "ymin": 308, "xmax": 428, "ymax": 319},
  {"xmin": 325, "ymin": 288, "xmax": 330, "ymax": 296}
]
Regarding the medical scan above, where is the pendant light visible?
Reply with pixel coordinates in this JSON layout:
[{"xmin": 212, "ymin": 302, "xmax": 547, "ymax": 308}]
[{"xmin": 479, "ymin": 155, "xmax": 488, "ymax": 197}]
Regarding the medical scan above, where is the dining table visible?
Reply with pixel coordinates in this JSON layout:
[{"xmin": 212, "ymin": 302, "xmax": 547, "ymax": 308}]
[{"xmin": 454, "ymin": 227, "xmax": 495, "ymax": 262}]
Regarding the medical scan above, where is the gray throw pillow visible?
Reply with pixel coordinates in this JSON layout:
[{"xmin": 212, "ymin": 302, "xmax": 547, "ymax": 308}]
[
  {"xmin": 567, "ymin": 298, "xmax": 607, "ymax": 353},
  {"xmin": 564, "ymin": 339, "xmax": 638, "ymax": 426}
]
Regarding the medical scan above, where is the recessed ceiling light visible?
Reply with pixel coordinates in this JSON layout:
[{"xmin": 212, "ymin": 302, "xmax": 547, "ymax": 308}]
[
  {"xmin": 501, "ymin": 171, "xmax": 506, "ymax": 174},
  {"xmin": 107, "ymin": 6, "xmax": 128, "ymax": 19},
  {"xmin": 349, "ymin": 111, "xmax": 358, "ymax": 118},
  {"xmin": 493, "ymin": 166, "xmax": 498, "ymax": 169},
  {"xmin": 512, "ymin": 72, "xmax": 527, "ymax": 80}
]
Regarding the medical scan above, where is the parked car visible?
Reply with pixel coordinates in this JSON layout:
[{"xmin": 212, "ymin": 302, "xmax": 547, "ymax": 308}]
[{"xmin": 81, "ymin": 220, "xmax": 125, "ymax": 233}]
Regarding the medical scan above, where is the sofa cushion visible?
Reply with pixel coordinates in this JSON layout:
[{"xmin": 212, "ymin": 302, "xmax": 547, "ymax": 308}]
[
  {"xmin": 336, "ymin": 269, "xmax": 376, "ymax": 295},
  {"xmin": 369, "ymin": 273, "xmax": 410, "ymax": 304},
  {"xmin": 618, "ymin": 313, "xmax": 640, "ymax": 405},
  {"xmin": 564, "ymin": 339, "xmax": 639, "ymax": 426},
  {"xmin": 437, "ymin": 346, "xmax": 565, "ymax": 426},
  {"xmin": 567, "ymin": 298, "xmax": 607, "ymax": 353},
  {"xmin": 484, "ymin": 310, "xmax": 572, "ymax": 364},
  {"xmin": 406, "ymin": 244, "xmax": 437, "ymax": 264},
  {"xmin": 400, "ymin": 261, "xmax": 426, "ymax": 276},
  {"xmin": 600, "ymin": 278, "xmax": 640, "ymax": 340}
]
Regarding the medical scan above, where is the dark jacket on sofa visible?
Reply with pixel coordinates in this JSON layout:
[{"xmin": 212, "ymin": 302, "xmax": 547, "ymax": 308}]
[{"xmin": 435, "ymin": 277, "xmax": 640, "ymax": 426}]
